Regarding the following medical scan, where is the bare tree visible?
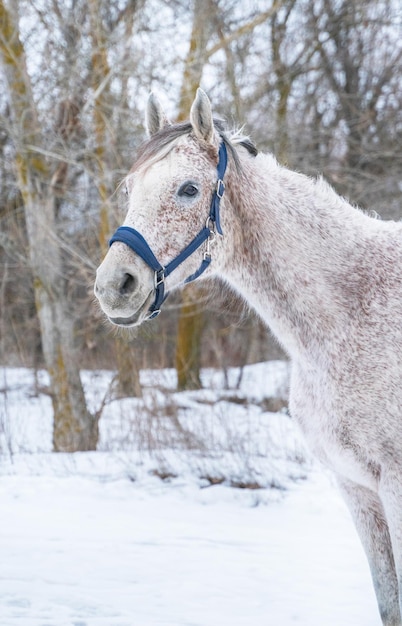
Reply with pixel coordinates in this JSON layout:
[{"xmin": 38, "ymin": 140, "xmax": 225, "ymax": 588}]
[
  {"xmin": 88, "ymin": 0, "xmax": 143, "ymax": 398},
  {"xmin": 300, "ymin": 0, "xmax": 402, "ymax": 215},
  {"xmin": 175, "ymin": 0, "xmax": 282, "ymax": 391},
  {"xmin": 0, "ymin": 0, "xmax": 96, "ymax": 451}
]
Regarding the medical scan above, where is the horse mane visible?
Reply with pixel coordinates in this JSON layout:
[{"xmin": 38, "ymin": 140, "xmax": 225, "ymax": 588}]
[{"xmin": 130, "ymin": 118, "xmax": 258, "ymax": 175}]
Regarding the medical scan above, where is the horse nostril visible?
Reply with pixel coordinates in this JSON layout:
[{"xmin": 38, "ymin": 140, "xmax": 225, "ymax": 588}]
[{"xmin": 120, "ymin": 272, "xmax": 137, "ymax": 296}]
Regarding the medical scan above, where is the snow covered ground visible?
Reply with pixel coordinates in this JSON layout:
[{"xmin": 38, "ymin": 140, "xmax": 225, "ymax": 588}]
[{"xmin": 0, "ymin": 363, "xmax": 382, "ymax": 625}]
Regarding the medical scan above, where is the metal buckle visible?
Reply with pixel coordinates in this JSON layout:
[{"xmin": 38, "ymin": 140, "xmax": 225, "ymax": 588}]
[
  {"xmin": 203, "ymin": 229, "xmax": 216, "ymax": 260},
  {"xmin": 154, "ymin": 269, "xmax": 165, "ymax": 288},
  {"xmin": 216, "ymin": 179, "xmax": 225, "ymax": 199}
]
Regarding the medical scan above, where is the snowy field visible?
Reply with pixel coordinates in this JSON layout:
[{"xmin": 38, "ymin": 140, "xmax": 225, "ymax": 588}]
[{"xmin": 0, "ymin": 362, "xmax": 381, "ymax": 626}]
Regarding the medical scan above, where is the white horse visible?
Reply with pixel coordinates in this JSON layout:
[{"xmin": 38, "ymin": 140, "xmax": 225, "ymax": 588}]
[{"xmin": 95, "ymin": 89, "xmax": 402, "ymax": 625}]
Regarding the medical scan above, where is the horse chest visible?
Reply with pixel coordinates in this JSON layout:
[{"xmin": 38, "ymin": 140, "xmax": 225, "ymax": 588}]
[
  {"xmin": 306, "ymin": 428, "xmax": 379, "ymax": 491},
  {"xmin": 289, "ymin": 364, "xmax": 380, "ymax": 490}
]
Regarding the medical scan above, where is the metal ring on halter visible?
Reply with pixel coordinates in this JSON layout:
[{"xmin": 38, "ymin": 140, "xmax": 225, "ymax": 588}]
[
  {"xmin": 216, "ymin": 179, "xmax": 225, "ymax": 199},
  {"xmin": 205, "ymin": 216, "xmax": 216, "ymax": 233},
  {"xmin": 147, "ymin": 309, "xmax": 161, "ymax": 320}
]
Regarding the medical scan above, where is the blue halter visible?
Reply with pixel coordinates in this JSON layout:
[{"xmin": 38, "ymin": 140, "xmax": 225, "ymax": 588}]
[{"xmin": 109, "ymin": 142, "xmax": 228, "ymax": 319}]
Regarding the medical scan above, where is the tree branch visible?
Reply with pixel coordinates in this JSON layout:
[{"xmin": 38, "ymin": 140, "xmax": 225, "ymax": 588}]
[{"xmin": 205, "ymin": 1, "xmax": 284, "ymax": 60}]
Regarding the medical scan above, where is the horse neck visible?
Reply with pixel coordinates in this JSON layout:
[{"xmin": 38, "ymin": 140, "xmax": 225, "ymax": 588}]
[{"xmin": 219, "ymin": 151, "xmax": 374, "ymax": 361}]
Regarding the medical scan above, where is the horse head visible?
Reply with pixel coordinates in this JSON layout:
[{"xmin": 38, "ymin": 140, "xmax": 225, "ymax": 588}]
[{"xmin": 94, "ymin": 89, "xmax": 228, "ymax": 327}]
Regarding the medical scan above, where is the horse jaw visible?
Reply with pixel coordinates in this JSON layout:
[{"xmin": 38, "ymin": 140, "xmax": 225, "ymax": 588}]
[{"xmin": 94, "ymin": 243, "xmax": 154, "ymax": 327}]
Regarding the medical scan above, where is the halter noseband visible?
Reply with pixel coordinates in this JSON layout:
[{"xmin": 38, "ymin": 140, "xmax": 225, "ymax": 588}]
[{"xmin": 109, "ymin": 142, "xmax": 228, "ymax": 319}]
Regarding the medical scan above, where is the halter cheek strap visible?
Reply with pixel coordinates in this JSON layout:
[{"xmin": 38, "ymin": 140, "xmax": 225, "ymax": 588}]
[{"xmin": 109, "ymin": 142, "xmax": 228, "ymax": 319}]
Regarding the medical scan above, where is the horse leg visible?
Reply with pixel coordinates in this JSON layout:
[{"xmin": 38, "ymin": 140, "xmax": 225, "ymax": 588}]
[
  {"xmin": 337, "ymin": 476, "xmax": 401, "ymax": 626},
  {"xmin": 379, "ymin": 471, "xmax": 402, "ymax": 623}
]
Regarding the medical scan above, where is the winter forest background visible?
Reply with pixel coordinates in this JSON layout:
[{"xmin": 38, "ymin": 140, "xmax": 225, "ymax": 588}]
[{"xmin": 1, "ymin": 0, "xmax": 402, "ymax": 453}]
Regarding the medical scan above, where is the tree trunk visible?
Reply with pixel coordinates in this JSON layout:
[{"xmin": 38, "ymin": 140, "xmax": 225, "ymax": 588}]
[
  {"xmin": 88, "ymin": 0, "xmax": 142, "ymax": 398},
  {"xmin": 175, "ymin": 292, "xmax": 206, "ymax": 391},
  {"xmin": 114, "ymin": 338, "xmax": 143, "ymax": 398},
  {"xmin": 174, "ymin": 0, "xmax": 215, "ymax": 391},
  {"xmin": 0, "ymin": 0, "xmax": 96, "ymax": 451},
  {"xmin": 271, "ymin": 1, "xmax": 296, "ymax": 165},
  {"xmin": 174, "ymin": 1, "xmax": 277, "ymax": 390}
]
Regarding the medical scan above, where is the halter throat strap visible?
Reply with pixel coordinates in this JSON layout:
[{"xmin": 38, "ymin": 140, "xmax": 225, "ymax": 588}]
[{"xmin": 109, "ymin": 141, "xmax": 228, "ymax": 319}]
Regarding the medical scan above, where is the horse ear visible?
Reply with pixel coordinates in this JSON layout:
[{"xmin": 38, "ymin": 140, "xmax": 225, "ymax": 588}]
[
  {"xmin": 190, "ymin": 88, "xmax": 215, "ymax": 144},
  {"xmin": 146, "ymin": 92, "xmax": 171, "ymax": 136}
]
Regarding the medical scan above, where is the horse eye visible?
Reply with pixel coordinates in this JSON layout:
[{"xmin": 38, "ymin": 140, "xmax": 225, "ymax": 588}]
[{"xmin": 178, "ymin": 182, "xmax": 199, "ymax": 198}]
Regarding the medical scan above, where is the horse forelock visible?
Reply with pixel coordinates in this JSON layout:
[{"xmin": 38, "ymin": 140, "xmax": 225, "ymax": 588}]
[{"xmin": 128, "ymin": 119, "xmax": 257, "ymax": 177}]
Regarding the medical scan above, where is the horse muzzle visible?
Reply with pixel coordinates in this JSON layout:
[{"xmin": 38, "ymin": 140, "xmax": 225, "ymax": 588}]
[{"xmin": 94, "ymin": 249, "xmax": 154, "ymax": 327}]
